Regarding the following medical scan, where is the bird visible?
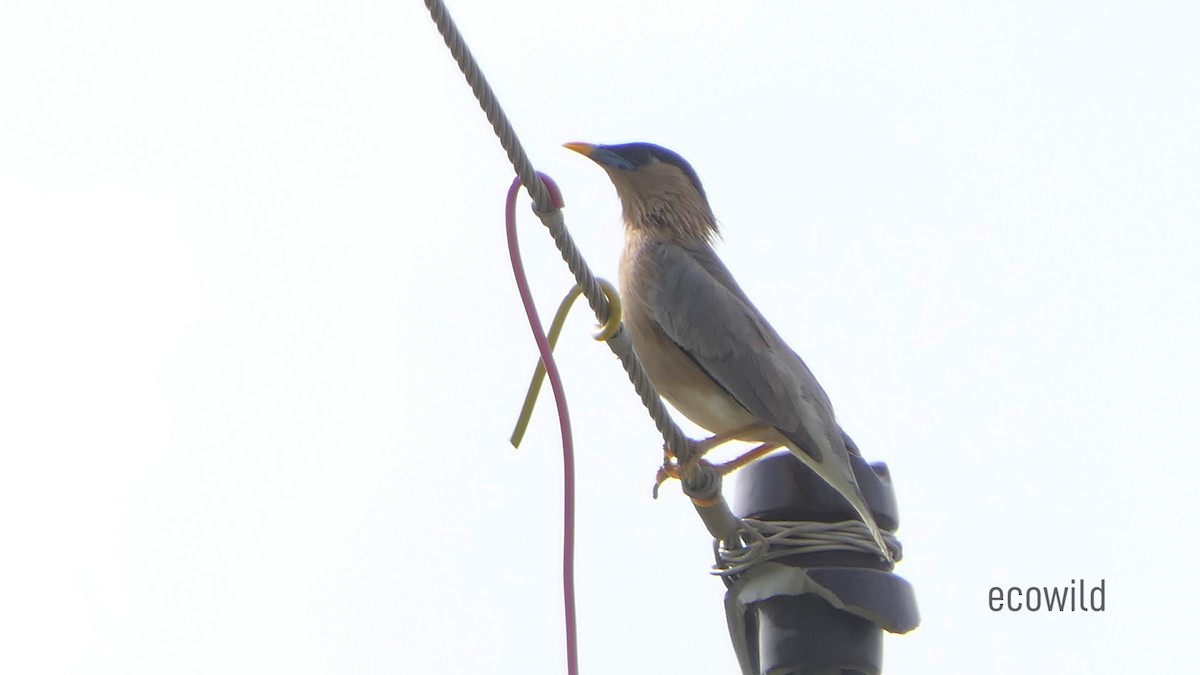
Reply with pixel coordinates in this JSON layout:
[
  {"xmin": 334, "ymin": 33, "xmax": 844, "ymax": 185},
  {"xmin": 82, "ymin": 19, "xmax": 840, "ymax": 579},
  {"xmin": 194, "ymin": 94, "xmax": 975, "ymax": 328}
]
[{"xmin": 564, "ymin": 141, "xmax": 890, "ymax": 560}]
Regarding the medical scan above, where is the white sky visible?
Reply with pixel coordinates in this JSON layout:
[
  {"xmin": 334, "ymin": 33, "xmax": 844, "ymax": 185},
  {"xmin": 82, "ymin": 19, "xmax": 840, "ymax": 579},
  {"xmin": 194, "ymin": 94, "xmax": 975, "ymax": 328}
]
[{"xmin": 3, "ymin": 1, "xmax": 1199, "ymax": 673}]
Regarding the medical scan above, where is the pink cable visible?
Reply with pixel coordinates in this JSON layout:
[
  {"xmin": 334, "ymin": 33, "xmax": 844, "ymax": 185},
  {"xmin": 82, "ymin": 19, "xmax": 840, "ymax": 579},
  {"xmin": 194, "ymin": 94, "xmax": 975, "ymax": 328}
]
[{"xmin": 505, "ymin": 175, "xmax": 578, "ymax": 675}]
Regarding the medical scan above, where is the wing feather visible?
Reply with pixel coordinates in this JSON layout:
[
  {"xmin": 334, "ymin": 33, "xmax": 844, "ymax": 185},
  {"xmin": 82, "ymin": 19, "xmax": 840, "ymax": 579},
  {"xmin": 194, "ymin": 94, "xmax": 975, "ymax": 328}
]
[
  {"xmin": 641, "ymin": 240, "xmax": 889, "ymax": 560},
  {"xmin": 643, "ymin": 241, "xmax": 840, "ymax": 463}
]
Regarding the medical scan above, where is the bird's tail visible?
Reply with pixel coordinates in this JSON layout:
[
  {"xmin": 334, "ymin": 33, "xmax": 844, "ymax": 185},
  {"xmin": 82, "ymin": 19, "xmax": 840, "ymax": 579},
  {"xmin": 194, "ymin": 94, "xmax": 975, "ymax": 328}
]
[{"xmin": 783, "ymin": 440, "xmax": 893, "ymax": 563}]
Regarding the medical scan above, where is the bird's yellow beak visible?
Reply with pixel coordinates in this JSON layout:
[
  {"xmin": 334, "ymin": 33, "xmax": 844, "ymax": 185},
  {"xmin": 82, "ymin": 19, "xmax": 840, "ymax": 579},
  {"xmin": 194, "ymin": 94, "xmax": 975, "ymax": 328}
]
[
  {"xmin": 563, "ymin": 141, "xmax": 636, "ymax": 171},
  {"xmin": 563, "ymin": 142, "xmax": 598, "ymax": 157}
]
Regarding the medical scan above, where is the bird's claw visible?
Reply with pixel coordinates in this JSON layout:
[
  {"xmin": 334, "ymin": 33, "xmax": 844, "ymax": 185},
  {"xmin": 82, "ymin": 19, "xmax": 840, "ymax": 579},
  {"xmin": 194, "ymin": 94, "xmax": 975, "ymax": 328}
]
[
  {"xmin": 652, "ymin": 443, "xmax": 692, "ymax": 498},
  {"xmin": 652, "ymin": 443, "xmax": 716, "ymax": 498},
  {"xmin": 653, "ymin": 445, "xmax": 679, "ymax": 499},
  {"xmin": 652, "ymin": 440, "xmax": 782, "ymax": 498}
]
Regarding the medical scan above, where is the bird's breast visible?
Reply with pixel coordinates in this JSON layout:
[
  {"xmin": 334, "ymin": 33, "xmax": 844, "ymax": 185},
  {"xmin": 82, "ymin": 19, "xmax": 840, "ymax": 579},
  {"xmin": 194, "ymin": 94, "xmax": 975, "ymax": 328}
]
[{"xmin": 633, "ymin": 320, "xmax": 756, "ymax": 433}]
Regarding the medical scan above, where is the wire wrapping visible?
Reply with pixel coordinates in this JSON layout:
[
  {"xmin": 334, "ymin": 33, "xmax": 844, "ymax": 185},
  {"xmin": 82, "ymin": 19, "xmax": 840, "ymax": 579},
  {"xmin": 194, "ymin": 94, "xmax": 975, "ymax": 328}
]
[{"xmin": 716, "ymin": 519, "xmax": 900, "ymax": 577}]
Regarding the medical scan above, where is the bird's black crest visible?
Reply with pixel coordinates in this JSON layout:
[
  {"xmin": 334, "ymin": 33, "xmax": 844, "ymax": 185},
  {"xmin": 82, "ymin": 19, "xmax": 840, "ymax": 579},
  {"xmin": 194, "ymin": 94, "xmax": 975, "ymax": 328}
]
[{"xmin": 598, "ymin": 142, "xmax": 708, "ymax": 201}]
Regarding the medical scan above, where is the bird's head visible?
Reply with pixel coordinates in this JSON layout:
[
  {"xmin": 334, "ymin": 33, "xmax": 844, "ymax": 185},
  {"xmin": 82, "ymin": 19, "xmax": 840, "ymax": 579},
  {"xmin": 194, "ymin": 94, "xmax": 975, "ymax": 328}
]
[{"xmin": 564, "ymin": 141, "xmax": 717, "ymax": 242}]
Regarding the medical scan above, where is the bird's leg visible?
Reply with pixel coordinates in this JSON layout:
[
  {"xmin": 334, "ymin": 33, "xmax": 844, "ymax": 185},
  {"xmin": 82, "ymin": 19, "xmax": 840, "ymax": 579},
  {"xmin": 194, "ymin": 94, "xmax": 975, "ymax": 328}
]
[
  {"xmin": 711, "ymin": 442, "xmax": 781, "ymax": 474},
  {"xmin": 653, "ymin": 424, "xmax": 776, "ymax": 498},
  {"xmin": 689, "ymin": 422, "xmax": 770, "ymax": 457}
]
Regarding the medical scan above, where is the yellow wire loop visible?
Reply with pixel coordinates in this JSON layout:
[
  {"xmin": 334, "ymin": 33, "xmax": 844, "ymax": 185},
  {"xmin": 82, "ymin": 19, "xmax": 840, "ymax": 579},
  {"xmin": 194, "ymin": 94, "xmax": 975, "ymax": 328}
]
[
  {"xmin": 590, "ymin": 279, "xmax": 622, "ymax": 341},
  {"xmin": 510, "ymin": 279, "xmax": 622, "ymax": 448}
]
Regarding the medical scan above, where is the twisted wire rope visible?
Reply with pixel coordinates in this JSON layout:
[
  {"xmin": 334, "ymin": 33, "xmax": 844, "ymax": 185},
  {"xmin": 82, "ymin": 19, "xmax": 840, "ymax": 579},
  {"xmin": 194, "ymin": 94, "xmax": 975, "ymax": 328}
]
[{"xmin": 421, "ymin": 0, "xmax": 736, "ymax": 527}]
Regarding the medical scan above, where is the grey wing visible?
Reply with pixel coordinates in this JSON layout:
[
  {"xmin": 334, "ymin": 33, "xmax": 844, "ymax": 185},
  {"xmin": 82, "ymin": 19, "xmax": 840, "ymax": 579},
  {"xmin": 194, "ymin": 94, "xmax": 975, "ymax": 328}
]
[{"xmin": 643, "ymin": 242, "xmax": 843, "ymax": 463}]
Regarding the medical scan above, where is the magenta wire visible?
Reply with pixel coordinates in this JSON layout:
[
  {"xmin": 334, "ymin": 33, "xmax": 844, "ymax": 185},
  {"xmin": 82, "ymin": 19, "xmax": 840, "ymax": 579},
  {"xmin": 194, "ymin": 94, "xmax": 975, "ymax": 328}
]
[{"xmin": 504, "ymin": 177, "xmax": 579, "ymax": 675}]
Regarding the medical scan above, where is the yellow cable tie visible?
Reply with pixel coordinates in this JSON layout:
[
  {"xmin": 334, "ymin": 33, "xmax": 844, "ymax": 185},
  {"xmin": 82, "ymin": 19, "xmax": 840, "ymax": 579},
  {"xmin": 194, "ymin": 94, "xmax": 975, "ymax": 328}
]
[{"xmin": 510, "ymin": 279, "xmax": 623, "ymax": 448}]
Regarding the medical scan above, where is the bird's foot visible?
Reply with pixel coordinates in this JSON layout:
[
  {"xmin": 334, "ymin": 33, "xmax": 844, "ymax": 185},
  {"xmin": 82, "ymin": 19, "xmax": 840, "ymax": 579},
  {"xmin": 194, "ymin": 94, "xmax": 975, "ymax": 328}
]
[
  {"xmin": 652, "ymin": 440, "xmax": 781, "ymax": 498},
  {"xmin": 653, "ymin": 444, "xmax": 704, "ymax": 499}
]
